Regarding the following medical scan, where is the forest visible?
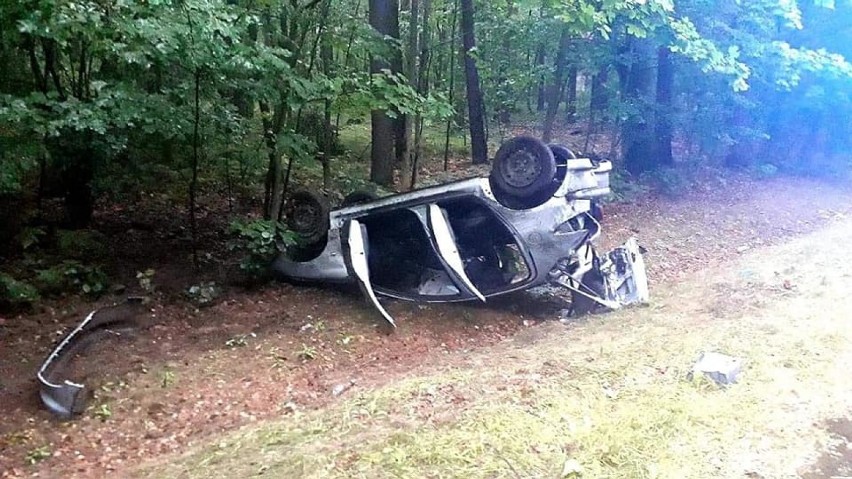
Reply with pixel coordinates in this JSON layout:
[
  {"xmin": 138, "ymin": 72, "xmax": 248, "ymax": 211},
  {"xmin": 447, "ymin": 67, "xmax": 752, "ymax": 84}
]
[
  {"xmin": 1, "ymin": 0, "xmax": 851, "ymax": 305},
  {"xmin": 2, "ymin": 1, "xmax": 852, "ymax": 477}
]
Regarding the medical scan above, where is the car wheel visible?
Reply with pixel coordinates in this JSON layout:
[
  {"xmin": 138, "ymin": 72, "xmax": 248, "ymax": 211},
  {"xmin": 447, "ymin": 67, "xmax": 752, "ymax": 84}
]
[
  {"xmin": 571, "ymin": 268, "xmax": 607, "ymax": 316},
  {"xmin": 341, "ymin": 190, "xmax": 378, "ymax": 207},
  {"xmin": 548, "ymin": 144, "xmax": 577, "ymax": 164},
  {"xmin": 490, "ymin": 136, "xmax": 557, "ymax": 208},
  {"xmin": 286, "ymin": 190, "xmax": 330, "ymax": 246}
]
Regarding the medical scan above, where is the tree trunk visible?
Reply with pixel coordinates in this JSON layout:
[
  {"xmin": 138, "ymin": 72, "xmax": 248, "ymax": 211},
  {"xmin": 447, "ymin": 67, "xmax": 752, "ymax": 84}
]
[
  {"xmin": 399, "ymin": 0, "xmax": 419, "ymax": 191},
  {"xmin": 542, "ymin": 26, "xmax": 571, "ymax": 142},
  {"xmin": 566, "ymin": 66, "xmax": 578, "ymax": 122},
  {"xmin": 389, "ymin": 4, "xmax": 405, "ymax": 166},
  {"xmin": 320, "ymin": 22, "xmax": 335, "ymax": 190},
  {"xmin": 460, "ymin": 0, "xmax": 488, "ymax": 164},
  {"xmin": 534, "ymin": 0, "xmax": 547, "ymax": 112},
  {"xmin": 369, "ymin": 0, "xmax": 400, "ymax": 185},
  {"xmin": 335, "ymin": 0, "xmax": 362, "ymax": 131},
  {"xmin": 620, "ymin": 37, "xmax": 656, "ymax": 175},
  {"xmin": 654, "ymin": 46, "xmax": 674, "ymax": 167},
  {"xmin": 259, "ymin": 98, "xmax": 290, "ymax": 221},
  {"xmin": 189, "ymin": 68, "xmax": 201, "ymax": 268},
  {"xmin": 590, "ymin": 67, "xmax": 609, "ymax": 116},
  {"xmin": 535, "ymin": 44, "xmax": 546, "ymax": 111},
  {"xmin": 60, "ymin": 144, "xmax": 95, "ymax": 229},
  {"xmin": 443, "ymin": 0, "xmax": 458, "ymax": 171},
  {"xmin": 496, "ymin": 0, "xmax": 516, "ymax": 126},
  {"xmin": 411, "ymin": 0, "xmax": 432, "ymax": 189}
]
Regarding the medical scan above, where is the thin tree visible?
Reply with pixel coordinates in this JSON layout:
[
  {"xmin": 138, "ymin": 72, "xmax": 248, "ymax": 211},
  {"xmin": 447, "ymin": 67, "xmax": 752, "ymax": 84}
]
[
  {"xmin": 410, "ymin": 0, "xmax": 432, "ymax": 188},
  {"xmin": 399, "ymin": 0, "xmax": 419, "ymax": 191},
  {"xmin": 535, "ymin": 44, "xmax": 546, "ymax": 111},
  {"xmin": 443, "ymin": 0, "xmax": 458, "ymax": 171},
  {"xmin": 565, "ymin": 66, "xmax": 578, "ymax": 121},
  {"xmin": 542, "ymin": 25, "xmax": 572, "ymax": 142},
  {"xmin": 654, "ymin": 46, "xmax": 674, "ymax": 167},
  {"xmin": 620, "ymin": 36, "xmax": 657, "ymax": 174},
  {"xmin": 369, "ymin": 0, "xmax": 400, "ymax": 186},
  {"xmin": 460, "ymin": 0, "xmax": 488, "ymax": 164}
]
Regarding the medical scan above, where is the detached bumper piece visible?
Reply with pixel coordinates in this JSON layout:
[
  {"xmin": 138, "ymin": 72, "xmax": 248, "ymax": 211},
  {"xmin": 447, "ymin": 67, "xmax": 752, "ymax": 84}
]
[{"xmin": 38, "ymin": 298, "xmax": 144, "ymax": 418}]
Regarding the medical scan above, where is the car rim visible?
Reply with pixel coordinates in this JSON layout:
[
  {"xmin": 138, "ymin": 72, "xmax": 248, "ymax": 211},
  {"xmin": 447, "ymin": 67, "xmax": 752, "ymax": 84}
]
[{"xmin": 503, "ymin": 150, "xmax": 541, "ymax": 188}]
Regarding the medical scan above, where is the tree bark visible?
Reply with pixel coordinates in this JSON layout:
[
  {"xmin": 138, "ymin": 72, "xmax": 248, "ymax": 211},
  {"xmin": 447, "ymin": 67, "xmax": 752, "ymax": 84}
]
[
  {"xmin": 399, "ymin": 0, "xmax": 419, "ymax": 191},
  {"xmin": 542, "ymin": 26, "xmax": 571, "ymax": 142},
  {"xmin": 320, "ymin": 12, "xmax": 335, "ymax": 190},
  {"xmin": 535, "ymin": 44, "xmax": 545, "ymax": 111},
  {"xmin": 534, "ymin": 0, "xmax": 546, "ymax": 112},
  {"xmin": 654, "ymin": 46, "xmax": 674, "ymax": 167},
  {"xmin": 411, "ymin": 0, "xmax": 432, "ymax": 189},
  {"xmin": 460, "ymin": 0, "xmax": 488, "ymax": 164},
  {"xmin": 620, "ymin": 37, "xmax": 657, "ymax": 175},
  {"xmin": 189, "ymin": 69, "xmax": 201, "ymax": 268},
  {"xmin": 565, "ymin": 66, "xmax": 578, "ymax": 122},
  {"xmin": 443, "ymin": 0, "xmax": 458, "ymax": 171},
  {"xmin": 369, "ymin": 0, "xmax": 400, "ymax": 185},
  {"xmin": 590, "ymin": 67, "xmax": 609, "ymax": 115},
  {"xmin": 496, "ymin": 0, "xmax": 516, "ymax": 126}
]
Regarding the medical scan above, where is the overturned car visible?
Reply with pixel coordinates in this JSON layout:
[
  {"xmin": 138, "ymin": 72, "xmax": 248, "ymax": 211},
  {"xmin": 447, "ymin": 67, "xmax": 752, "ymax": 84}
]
[
  {"xmin": 36, "ymin": 136, "xmax": 648, "ymax": 418},
  {"xmin": 273, "ymin": 136, "xmax": 648, "ymax": 326}
]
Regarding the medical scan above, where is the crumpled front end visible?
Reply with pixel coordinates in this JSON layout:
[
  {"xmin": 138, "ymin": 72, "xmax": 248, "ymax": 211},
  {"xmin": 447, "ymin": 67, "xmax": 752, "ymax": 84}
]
[{"xmin": 38, "ymin": 298, "xmax": 144, "ymax": 418}]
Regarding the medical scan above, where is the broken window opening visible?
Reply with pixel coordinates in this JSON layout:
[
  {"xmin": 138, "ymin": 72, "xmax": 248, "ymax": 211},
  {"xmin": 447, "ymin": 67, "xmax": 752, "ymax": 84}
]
[{"xmin": 438, "ymin": 198, "xmax": 532, "ymax": 294}]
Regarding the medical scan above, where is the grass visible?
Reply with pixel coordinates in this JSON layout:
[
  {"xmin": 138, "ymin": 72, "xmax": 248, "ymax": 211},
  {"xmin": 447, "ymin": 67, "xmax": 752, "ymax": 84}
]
[
  {"xmin": 135, "ymin": 220, "xmax": 852, "ymax": 479},
  {"xmin": 336, "ymin": 121, "xmax": 472, "ymax": 165}
]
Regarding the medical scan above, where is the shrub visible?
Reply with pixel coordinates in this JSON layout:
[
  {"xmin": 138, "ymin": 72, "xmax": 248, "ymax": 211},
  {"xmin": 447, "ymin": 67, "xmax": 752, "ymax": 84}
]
[
  {"xmin": 35, "ymin": 261, "xmax": 108, "ymax": 297},
  {"xmin": 606, "ymin": 170, "xmax": 650, "ymax": 203},
  {"xmin": 56, "ymin": 229, "xmax": 107, "ymax": 259},
  {"xmin": 641, "ymin": 166, "xmax": 691, "ymax": 199},
  {"xmin": 0, "ymin": 273, "xmax": 40, "ymax": 306},
  {"xmin": 229, "ymin": 219, "xmax": 297, "ymax": 277}
]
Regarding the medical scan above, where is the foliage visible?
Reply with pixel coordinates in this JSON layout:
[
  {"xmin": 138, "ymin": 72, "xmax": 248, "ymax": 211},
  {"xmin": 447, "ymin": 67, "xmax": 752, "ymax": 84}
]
[
  {"xmin": 35, "ymin": 261, "xmax": 108, "ymax": 297},
  {"xmin": 641, "ymin": 166, "xmax": 692, "ymax": 198},
  {"xmin": 25, "ymin": 446, "xmax": 51, "ymax": 465},
  {"xmin": 607, "ymin": 170, "xmax": 650, "ymax": 203},
  {"xmin": 0, "ymin": 273, "xmax": 40, "ymax": 306},
  {"xmin": 16, "ymin": 226, "xmax": 46, "ymax": 251},
  {"xmin": 161, "ymin": 370, "xmax": 176, "ymax": 389},
  {"xmin": 93, "ymin": 403, "xmax": 112, "ymax": 421},
  {"xmin": 297, "ymin": 343, "xmax": 318, "ymax": 361},
  {"xmin": 56, "ymin": 229, "xmax": 106, "ymax": 259},
  {"xmin": 186, "ymin": 282, "xmax": 220, "ymax": 305},
  {"xmin": 229, "ymin": 219, "xmax": 297, "ymax": 277},
  {"xmin": 0, "ymin": 0, "xmax": 850, "ymax": 285}
]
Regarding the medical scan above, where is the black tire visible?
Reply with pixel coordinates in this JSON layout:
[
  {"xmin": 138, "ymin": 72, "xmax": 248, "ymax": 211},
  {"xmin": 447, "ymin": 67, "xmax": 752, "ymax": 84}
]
[
  {"xmin": 285, "ymin": 190, "xmax": 330, "ymax": 246},
  {"xmin": 548, "ymin": 144, "xmax": 577, "ymax": 164},
  {"xmin": 341, "ymin": 190, "xmax": 378, "ymax": 207},
  {"xmin": 571, "ymin": 268, "xmax": 607, "ymax": 316},
  {"xmin": 490, "ymin": 136, "xmax": 557, "ymax": 208}
]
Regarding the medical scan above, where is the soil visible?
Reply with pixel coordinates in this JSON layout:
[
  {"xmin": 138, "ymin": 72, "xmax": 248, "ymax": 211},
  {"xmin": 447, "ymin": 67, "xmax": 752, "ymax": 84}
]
[
  {"xmin": 2, "ymin": 172, "xmax": 852, "ymax": 478},
  {"xmin": 801, "ymin": 418, "xmax": 852, "ymax": 479}
]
